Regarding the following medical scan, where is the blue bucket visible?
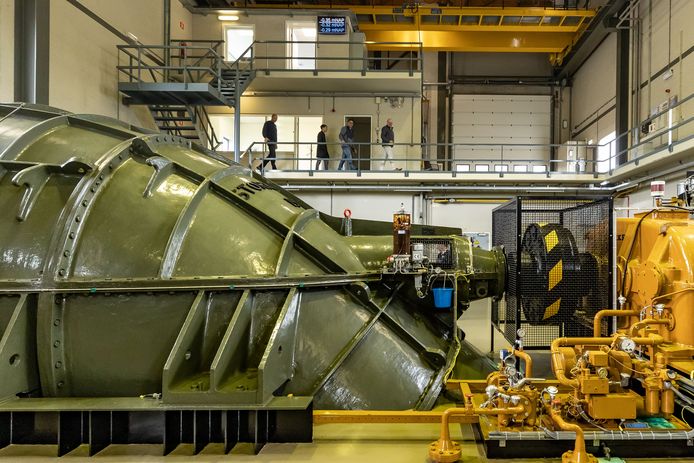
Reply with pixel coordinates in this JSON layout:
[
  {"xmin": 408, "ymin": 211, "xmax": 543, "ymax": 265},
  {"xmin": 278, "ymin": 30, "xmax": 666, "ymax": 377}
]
[{"xmin": 432, "ymin": 287, "xmax": 454, "ymax": 309}]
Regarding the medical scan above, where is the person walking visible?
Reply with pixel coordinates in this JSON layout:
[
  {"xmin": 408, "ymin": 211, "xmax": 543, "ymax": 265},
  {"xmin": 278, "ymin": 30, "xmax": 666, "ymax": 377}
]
[
  {"xmin": 338, "ymin": 119, "xmax": 355, "ymax": 171},
  {"xmin": 260, "ymin": 114, "xmax": 278, "ymax": 171},
  {"xmin": 380, "ymin": 118, "xmax": 396, "ymax": 170},
  {"xmin": 316, "ymin": 124, "xmax": 330, "ymax": 170}
]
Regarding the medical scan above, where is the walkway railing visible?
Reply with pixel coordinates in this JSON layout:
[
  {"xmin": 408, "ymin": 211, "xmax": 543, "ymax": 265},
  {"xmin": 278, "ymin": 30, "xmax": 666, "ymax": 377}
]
[
  {"xmin": 240, "ymin": 92, "xmax": 694, "ymax": 177},
  {"xmin": 249, "ymin": 40, "xmax": 423, "ymax": 75},
  {"xmin": 117, "ymin": 40, "xmax": 237, "ymax": 94}
]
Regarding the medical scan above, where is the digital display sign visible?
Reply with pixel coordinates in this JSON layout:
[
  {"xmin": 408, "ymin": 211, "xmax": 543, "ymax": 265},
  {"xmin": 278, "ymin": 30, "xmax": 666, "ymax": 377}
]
[{"xmin": 318, "ymin": 16, "xmax": 347, "ymax": 35}]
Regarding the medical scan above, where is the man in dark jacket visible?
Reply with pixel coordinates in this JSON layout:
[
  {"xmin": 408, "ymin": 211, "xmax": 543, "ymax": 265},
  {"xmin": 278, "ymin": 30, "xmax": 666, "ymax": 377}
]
[
  {"xmin": 338, "ymin": 119, "xmax": 355, "ymax": 170},
  {"xmin": 260, "ymin": 114, "xmax": 278, "ymax": 171},
  {"xmin": 316, "ymin": 124, "xmax": 330, "ymax": 170},
  {"xmin": 380, "ymin": 118, "xmax": 395, "ymax": 170}
]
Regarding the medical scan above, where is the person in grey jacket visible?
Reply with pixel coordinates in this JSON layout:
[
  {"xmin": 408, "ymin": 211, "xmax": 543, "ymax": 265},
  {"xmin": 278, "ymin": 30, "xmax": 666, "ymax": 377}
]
[
  {"xmin": 380, "ymin": 118, "xmax": 395, "ymax": 170},
  {"xmin": 338, "ymin": 119, "xmax": 355, "ymax": 171}
]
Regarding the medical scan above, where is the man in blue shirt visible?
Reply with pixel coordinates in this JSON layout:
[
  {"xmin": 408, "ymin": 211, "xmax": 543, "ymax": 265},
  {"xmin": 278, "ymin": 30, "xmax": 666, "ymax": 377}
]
[
  {"xmin": 338, "ymin": 119, "xmax": 355, "ymax": 171},
  {"xmin": 260, "ymin": 114, "xmax": 278, "ymax": 171}
]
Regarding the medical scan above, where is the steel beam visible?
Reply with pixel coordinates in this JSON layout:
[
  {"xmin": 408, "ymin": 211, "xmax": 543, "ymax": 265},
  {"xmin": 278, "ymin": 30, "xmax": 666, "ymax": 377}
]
[
  {"xmin": 363, "ymin": 30, "xmax": 576, "ymax": 53},
  {"xmin": 13, "ymin": 0, "xmax": 49, "ymax": 104},
  {"xmin": 615, "ymin": 24, "xmax": 630, "ymax": 166},
  {"xmin": 554, "ymin": 0, "xmax": 628, "ymax": 78}
]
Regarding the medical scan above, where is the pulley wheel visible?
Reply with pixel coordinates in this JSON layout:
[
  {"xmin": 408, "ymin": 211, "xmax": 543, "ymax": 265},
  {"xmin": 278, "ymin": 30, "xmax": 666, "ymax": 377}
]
[{"xmin": 520, "ymin": 223, "xmax": 584, "ymax": 324}]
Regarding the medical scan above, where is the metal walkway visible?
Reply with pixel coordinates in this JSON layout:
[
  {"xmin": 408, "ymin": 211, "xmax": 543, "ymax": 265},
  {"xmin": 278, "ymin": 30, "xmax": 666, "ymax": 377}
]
[{"xmin": 117, "ymin": 40, "xmax": 256, "ymax": 150}]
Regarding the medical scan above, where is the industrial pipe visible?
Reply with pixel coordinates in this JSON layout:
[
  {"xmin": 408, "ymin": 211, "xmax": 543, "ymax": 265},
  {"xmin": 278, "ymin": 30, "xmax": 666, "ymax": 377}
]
[
  {"xmin": 629, "ymin": 318, "xmax": 671, "ymax": 337},
  {"xmin": 428, "ymin": 399, "xmax": 525, "ymax": 463},
  {"xmin": 593, "ymin": 309, "xmax": 640, "ymax": 337},
  {"xmin": 512, "ymin": 349, "xmax": 533, "ymax": 378},
  {"xmin": 548, "ymin": 404, "xmax": 597, "ymax": 463},
  {"xmin": 550, "ymin": 335, "xmax": 664, "ymax": 388}
]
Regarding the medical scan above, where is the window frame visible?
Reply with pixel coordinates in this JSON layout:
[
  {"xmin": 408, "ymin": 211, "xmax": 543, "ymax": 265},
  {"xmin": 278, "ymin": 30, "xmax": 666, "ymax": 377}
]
[{"xmin": 223, "ymin": 24, "xmax": 255, "ymax": 62}]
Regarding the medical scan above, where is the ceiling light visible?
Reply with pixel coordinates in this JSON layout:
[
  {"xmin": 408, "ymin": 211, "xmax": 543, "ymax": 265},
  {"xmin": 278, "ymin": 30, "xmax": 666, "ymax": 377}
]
[{"xmin": 218, "ymin": 15, "xmax": 239, "ymax": 21}]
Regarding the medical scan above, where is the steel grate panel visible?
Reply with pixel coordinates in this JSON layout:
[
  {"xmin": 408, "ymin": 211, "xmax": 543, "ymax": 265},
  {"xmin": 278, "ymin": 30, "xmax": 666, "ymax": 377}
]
[{"xmin": 492, "ymin": 197, "xmax": 613, "ymax": 348}]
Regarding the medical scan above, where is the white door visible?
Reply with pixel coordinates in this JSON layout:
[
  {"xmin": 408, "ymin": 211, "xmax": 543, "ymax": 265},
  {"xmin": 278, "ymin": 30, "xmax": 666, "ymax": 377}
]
[
  {"xmin": 286, "ymin": 21, "xmax": 316, "ymax": 70},
  {"xmin": 297, "ymin": 116, "xmax": 323, "ymax": 170}
]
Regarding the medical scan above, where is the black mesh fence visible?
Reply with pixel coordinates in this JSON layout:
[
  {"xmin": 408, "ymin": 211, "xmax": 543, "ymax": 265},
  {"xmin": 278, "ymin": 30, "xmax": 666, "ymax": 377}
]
[
  {"xmin": 492, "ymin": 197, "xmax": 613, "ymax": 348},
  {"xmin": 412, "ymin": 238, "xmax": 454, "ymax": 269}
]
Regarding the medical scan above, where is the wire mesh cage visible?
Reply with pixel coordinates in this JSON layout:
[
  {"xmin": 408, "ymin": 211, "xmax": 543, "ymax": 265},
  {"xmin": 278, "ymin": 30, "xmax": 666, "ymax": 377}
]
[
  {"xmin": 491, "ymin": 197, "xmax": 613, "ymax": 349},
  {"xmin": 411, "ymin": 238, "xmax": 454, "ymax": 269}
]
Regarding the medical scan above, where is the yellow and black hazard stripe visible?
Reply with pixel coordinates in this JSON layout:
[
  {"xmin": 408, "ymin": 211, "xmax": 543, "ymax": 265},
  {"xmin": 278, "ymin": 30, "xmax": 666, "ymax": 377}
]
[{"xmin": 520, "ymin": 223, "xmax": 583, "ymax": 324}]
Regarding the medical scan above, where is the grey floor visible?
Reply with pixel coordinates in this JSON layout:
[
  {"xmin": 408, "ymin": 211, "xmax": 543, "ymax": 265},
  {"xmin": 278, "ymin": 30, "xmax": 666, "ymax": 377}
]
[{"xmin": 0, "ymin": 302, "xmax": 688, "ymax": 462}]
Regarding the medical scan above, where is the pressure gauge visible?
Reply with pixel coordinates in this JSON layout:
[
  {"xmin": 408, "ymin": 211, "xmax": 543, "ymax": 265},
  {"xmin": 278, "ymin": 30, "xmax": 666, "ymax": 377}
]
[
  {"xmin": 516, "ymin": 328, "xmax": 526, "ymax": 339},
  {"xmin": 618, "ymin": 337, "xmax": 636, "ymax": 354},
  {"xmin": 666, "ymin": 370, "xmax": 677, "ymax": 380},
  {"xmin": 597, "ymin": 367, "xmax": 609, "ymax": 379}
]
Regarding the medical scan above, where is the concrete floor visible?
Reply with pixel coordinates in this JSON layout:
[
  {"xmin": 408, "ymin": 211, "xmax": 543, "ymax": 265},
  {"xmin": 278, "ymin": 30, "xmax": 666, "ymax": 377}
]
[{"xmin": 0, "ymin": 303, "xmax": 689, "ymax": 462}]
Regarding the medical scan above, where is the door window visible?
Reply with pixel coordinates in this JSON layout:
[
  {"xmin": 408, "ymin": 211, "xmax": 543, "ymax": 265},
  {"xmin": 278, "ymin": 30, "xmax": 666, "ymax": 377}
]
[{"xmin": 286, "ymin": 21, "xmax": 316, "ymax": 70}]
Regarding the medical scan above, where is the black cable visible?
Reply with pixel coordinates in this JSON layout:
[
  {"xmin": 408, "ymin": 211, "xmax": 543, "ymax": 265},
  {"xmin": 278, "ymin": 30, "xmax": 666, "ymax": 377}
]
[{"xmin": 620, "ymin": 209, "xmax": 656, "ymax": 298}]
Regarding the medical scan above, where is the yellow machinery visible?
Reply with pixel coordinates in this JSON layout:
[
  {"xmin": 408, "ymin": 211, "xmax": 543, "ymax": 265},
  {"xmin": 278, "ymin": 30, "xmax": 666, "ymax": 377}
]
[{"xmin": 427, "ymin": 205, "xmax": 694, "ymax": 463}]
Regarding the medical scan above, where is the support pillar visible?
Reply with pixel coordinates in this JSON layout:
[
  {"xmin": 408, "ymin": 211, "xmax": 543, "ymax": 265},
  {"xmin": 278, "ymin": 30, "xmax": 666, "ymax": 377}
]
[
  {"xmin": 615, "ymin": 25, "xmax": 630, "ymax": 166},
  {"xmin": 14, "ymin": 0, "xmax": 50, "ymax": 104}
]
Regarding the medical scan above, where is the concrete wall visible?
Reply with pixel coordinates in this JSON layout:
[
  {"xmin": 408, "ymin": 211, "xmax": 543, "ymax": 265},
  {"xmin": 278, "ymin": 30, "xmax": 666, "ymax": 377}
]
[
  {"xmin": 192, "ymin": 12, "xmax": 355, "ymax": 69},
  {"xmin": 636, "ymin": 0, "xmax": 694, "ymax": 139},
  {"xmin": 171, "ymin": 0, "xmax": 193, "ymax": 42},
  {"xmin": 18, "ymin": 1, "xmax": 190, "ymax": 126},
  {"xmin": 569, "ymin": 33, "xmax": 617, "ymax": 143},
  {"xmin": 0, "ymin": 0, "xmax": 13, "ymax": 102},
  {"xmin": 451, "ymin": 52, "xmax": 553, "ymax": 77}
]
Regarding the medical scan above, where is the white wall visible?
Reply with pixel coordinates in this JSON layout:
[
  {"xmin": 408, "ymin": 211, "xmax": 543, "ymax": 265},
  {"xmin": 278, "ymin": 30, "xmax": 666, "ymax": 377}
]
[
  {"xmin": 637, "ymin": 0, "xmax": 694, "ymax": 140},
  {"xmin": 0, "ymin": 0, "xmax": 13, "ymax": 102},
  {"xmin": 44, "ymin": 1, "xmax": 193, "ymax": 126},
  {"xmin": 209, "ymin": 95, "xmax": 422, "ymax": 169},
  {"xmin": 569, "ymin": 33, "xmax": 617, "ymax": 143},
  {"xmin": 171, "ymin": 0, "xmax": 193, "ymax": 42},
  {"xmin": 296, "ymin": 191, "xmax": 423, "ymax": 223},
  {"xmin": 192, "ymin": 12, "xmax": 355, "ymax": 68},
  {"xmin": 48, "ymin": 0, "xmax": 167, "ymax": 125}
]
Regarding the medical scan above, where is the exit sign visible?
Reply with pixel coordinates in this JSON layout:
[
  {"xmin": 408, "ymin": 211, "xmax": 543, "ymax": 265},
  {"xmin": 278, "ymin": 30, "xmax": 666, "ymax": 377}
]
[{"xmin": 318, "ymin": 16, "xmax": 346, "ymax": 35}]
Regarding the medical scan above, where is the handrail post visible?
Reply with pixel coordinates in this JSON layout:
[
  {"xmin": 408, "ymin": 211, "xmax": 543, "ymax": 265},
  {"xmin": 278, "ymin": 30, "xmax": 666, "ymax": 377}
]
[
  {"xmin": 137, "ymin": 46, "xmax": 142, "ymax": 82},
  {"xmin": 217, "ymin": 52, "xmax": 222, "ymax": 93}
]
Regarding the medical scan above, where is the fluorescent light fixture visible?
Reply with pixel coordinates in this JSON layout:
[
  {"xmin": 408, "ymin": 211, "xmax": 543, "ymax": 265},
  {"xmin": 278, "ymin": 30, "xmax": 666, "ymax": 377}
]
[{"xmin": 218, "ymin": 15, "xmax": 239, "ymax": 21}]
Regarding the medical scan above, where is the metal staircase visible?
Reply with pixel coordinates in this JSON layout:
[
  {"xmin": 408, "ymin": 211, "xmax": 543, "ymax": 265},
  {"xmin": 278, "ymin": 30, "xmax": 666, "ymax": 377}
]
[
  {"xmin": 117, "ymin": 40, "xmax": 256, "ymax": 151},
  {"xmin": 149, "ymin": 104, "xmax": 222, "ymax": 150}
]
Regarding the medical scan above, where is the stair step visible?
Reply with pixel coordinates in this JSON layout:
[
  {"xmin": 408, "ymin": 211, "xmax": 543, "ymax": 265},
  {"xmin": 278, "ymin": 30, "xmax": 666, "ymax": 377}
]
[
  {"xmin": 159, "ymin": 125, "xmax": 197, "ymax": 131},
  {"xmin": 153, "ymin": 116, "xmax": 193, "ymax": 122},
  {"xmin": 150, "ymin": 104, "xmax": 188, "ymax": 109},
  {"xmin": 150, "ymin": 107, "xmax": 189, "ymax": 113}
]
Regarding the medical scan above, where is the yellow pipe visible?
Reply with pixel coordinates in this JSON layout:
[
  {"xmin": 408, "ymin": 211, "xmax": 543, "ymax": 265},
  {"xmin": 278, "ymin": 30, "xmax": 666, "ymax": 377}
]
[
  {"xmin": 629, "ymin": 318, "xmax": 671, "ymax": 337},
  {"xmin": 313, "ymin": 409, "xmax": 478, "ymax": 425},
  {"xmin": 548, "ymin": 405, "xmax": 597, "ymax": 463},
  {"xmin": 652, "ymin": 287, "xmax": 694, "ymax": 302},
  {"xmin": 512, "ymin": 349, "xmax": 533, "ymax": 378},
  {"xmin": 550, "ymin": 335, "xmax": 664, "ymax": 388},
  {"xmin": 593, "ymin": 309, "xmax": 640, "ymax": 337},
  {"xmin": 428, "ymin": 402, "xmax": 525, "ymax": 463}
]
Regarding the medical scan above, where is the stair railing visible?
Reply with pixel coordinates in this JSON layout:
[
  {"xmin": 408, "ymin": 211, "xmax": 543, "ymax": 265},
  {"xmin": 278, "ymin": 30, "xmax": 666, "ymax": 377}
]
[{"xmin": 192, "ymin": 105, "xmax": 222, "ymax": 150}]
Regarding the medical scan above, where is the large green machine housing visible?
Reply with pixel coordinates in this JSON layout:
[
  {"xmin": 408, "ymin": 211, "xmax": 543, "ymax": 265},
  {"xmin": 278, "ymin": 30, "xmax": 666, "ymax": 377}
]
[{"xmin": 0, "ymin": 103, "xmax": 506, "ymax": 454}]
